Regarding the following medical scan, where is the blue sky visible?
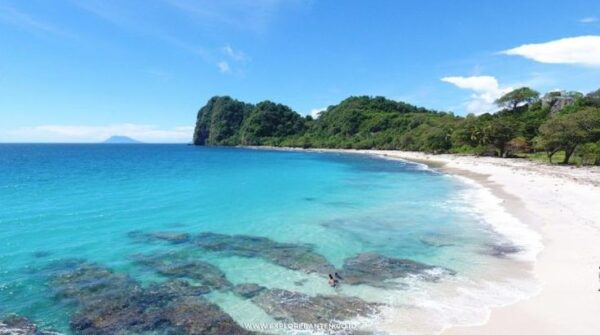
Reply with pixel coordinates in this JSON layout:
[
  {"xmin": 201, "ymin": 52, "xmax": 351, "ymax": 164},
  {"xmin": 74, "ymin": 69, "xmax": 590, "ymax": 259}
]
[{"xmin": 1, "ymin": 0, "xmax": 599, "ymax": 142}]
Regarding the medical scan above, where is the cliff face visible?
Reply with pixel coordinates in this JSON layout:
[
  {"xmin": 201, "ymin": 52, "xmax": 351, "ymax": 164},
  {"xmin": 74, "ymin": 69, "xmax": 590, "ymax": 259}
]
[
  {"xmin": 192, "ymin": 96, "xmax": 252, "ymax": 145},
  {"xmin": 193, "ymin": 97, "xmax": 304, "ymax": 146}
]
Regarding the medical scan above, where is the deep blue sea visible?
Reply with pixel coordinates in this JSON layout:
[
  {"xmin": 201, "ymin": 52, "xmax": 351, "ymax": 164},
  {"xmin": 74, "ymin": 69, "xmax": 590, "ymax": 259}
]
[{"xmin": 0, "ymin": 145, "xmax": 537, "ymax": 334}]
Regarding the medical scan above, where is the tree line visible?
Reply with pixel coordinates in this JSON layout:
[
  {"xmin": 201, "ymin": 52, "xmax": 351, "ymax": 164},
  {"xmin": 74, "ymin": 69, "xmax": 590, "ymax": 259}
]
[{"xmin": 193, "ymin": 88, "xmax": 600, "ymax": 165}]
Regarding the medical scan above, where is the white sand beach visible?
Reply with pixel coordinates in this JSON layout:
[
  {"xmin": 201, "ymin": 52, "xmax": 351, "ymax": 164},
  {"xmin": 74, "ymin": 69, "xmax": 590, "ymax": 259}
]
[{"xmin": 359, "ymin": 150, "xmax": 600, "ymax": 335}]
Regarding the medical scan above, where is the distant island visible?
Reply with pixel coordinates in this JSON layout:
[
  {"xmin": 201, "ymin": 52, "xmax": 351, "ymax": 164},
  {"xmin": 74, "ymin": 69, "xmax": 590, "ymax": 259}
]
[
  {"xmin": 193, "ymin": 88, "xmax": 600, "ymax": 166},
  {"xmin": 102, "ymin": 135, "xmax": 142, "ymax": 144}
]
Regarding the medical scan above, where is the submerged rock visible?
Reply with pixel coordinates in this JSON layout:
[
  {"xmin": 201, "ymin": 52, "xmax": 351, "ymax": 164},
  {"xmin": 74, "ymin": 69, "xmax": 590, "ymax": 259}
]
[
  {"xmin": 233, "ymin": 283, "xmax": 266, "ymax": 299},
  {"xmin": 48, "ymin": 259, "xmax": 141, "ymax": 305},
  {"xmin": 45, "ymin": 259, "xmax": 254, "ymax": 335},
  {"xmin": 294, "ymin": 278, "xmax": 308, "ymax": 286},
  {"xmin": 485, "ymin": 243, "xmax": 521, "ymax": 258},
  {"xmin": 32, "ymin": 251, "xmax": 52, "ymax": 258},
  {"xmin": 127, "ymin": 230, "xmax": 190, "ymax": 244},
  {"xmin": 341, "ymin": 253, "xmax": 454, "ymax": 287},
  {"xmin": 163, "ymin": 296, "xmax": 253, "ymax": 335},
  {"xmin": 193, "ymin": 232, "xmax": 335, "ymax": 275},
  {"xmin": 419, "ymin": 235, "xmax": 455, "ymax": 248},
  {"xmin": 251, "ymin": 288, "xmax": 378, "ymax": 324},
  {"xmin": 132, "ymin": 252, "xmax": 232, "ymax": 290},
  {"xmin": 0, "ymin": 315, "xmax": 62, "ymax": 335}
]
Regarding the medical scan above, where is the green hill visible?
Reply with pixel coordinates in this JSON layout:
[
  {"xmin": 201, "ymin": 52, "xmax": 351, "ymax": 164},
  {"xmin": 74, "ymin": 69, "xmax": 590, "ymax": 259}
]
[{"xmin": 193, "ymin": 89, "xmax": 600, "ymax": 165}]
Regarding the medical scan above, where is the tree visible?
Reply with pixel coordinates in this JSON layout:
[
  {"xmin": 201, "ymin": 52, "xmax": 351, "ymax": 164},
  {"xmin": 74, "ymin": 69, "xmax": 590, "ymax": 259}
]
[
  {"xmin": 495, "ymin": 87, "xmax": 540, "ymax": 110},
  {"xmin": 506, "ymin": 136, "xmax": 530, "ymax": 156},
  {"xmin": 482, "ymin": 118, "xmax": 517, "ymax": 157},
  {"xmin": 538, "ymin": 108, "xmax": 600, "ymax": 164},
  {"xmin": 578, "ymin": 142, "xmax": 600, "ymax": 166},
  {"xmin": 239, "ymin": 101, "xmax": 305, "ymax": 145}
]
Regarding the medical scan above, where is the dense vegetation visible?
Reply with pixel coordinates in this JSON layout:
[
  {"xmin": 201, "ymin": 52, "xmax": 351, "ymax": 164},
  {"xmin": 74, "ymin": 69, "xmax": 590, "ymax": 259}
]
[{"xmin": 193, "ymin": 88, "xmax": 600, "ymax": 165}]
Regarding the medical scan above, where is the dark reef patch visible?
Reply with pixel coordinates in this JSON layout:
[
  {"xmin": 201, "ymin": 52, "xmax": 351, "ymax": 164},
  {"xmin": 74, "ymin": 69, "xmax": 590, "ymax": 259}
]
[
  {"xmin": 485, "ymin": 242, "xmax": 521, "ymax": 258},
  {"xmin": 340, "ymin": 253, "xmax": 455, "ymax": 287},
  {"xmin": 232, "ymin": 283, "xmax": 266, "ymax": 299},
  {"xmin": 250, "ymin": 287, "xmax": 379, "ymax": 324},
  {"xmin": 419, "ymin": 235, "xmax": 455, "ymax": 248},
  {"xmin": 132, "ymin": 252, "xmax": 232, "ymax": 290},
  {"xmin": 0, "ymin": 315, "xmax": 61, "ymax": 335},
  {"xmin": 193, "ymin": 232, "xmax": 335, "ymax": 275},
  {"xmin": 127, "ymin": 230, "xmax": 191, "ymax": 244},
  {"xmin": 44, "ymin": 259, "xmax": 254, "ymax": 335},
  {"xmin": 32, "ymin": 251, "xmax": 52, "ymax": 258}
]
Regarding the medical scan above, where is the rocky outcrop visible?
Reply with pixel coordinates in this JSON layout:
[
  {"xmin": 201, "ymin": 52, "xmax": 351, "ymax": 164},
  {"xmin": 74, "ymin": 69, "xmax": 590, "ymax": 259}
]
[
  {"xmin": 340, "ymin": 253, "xmax": 454, "ymax": 287},
  {"xmin": 232, "ymin": 283, "xmax": 266, "ymax": 299},
  {"xmin": 250, "ymin": 287, "xmax": 379, "ymax": 324},
  {"xmin": 0, "ymin": 315, "xmax": 61, "ymax": 335},
  {"xmin": 193, "ymin": 96, "xmax": 252, "ymax": 145},
  {"xmin": 132, "ymin": 252, "xmax": 232, "ymax": 290},
  {"xmin": 45, "ymin": 259, "xmax": 254, "ymax": 335},
  {"xmin": 485, "ymin": 242, "xmax": 521, "ymax": 258},
  {"xmin": 193, "ymin": 232, "xmax": 335, "ymax": 275},
  {"xmin": 541, "ymin": 91, "xmax": 580, "ymax": 114}
]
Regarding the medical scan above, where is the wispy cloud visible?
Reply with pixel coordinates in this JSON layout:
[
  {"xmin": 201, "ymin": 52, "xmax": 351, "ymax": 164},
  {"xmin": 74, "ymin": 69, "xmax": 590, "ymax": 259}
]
[
  {"xmin": 222, "ymin": 44, "xmax": 248, "ymax": 62},
  {"xmin": 217, "ymin": 61, "xmax": 231, "ymax": 74},
  {"xmin": 502, "ymin": 35, "xmax": 600, "ymax": 66},
  {"xmin": 0, "ymin": 4, "xmax": 68, "ymax": 36},
  {"xmin": 7, "ymin": 124, "xmax": 193, "ymax": 143},
  {"xmin": 70, "ymin": 0, "xmax": 211, "ymax": 61},
  {"xmin": 163, "ymin": 0, "xmax": 304, "ymax": 33},
  {"xmin": 441, "ymin": 76, "xmax": 512, "ymax": 115},
  {"xmin": 71, "ymin": 1, "xmax": 256, "ymax": 74},
  {"xmin": 579, "ymin": 16, "xmax": 598, "ymax": 24},
  {"xmin": 217, "ymin": 44, "xmax": 249, "ymax": 74}
]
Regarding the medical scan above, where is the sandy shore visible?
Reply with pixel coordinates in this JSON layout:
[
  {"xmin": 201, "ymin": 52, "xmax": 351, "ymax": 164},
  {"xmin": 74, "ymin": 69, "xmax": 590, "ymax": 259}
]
[{"xmin": 350, "ymin": 150, "xmax": 600, "ymax": 335}]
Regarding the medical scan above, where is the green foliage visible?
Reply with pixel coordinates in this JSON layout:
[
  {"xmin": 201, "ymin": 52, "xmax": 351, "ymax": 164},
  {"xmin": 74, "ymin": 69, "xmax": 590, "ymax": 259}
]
[
  {"xmin": 240, "ymin": 101, "xmax": 305, "ymax": 145},
  {"xmin": 193, "ymin": 96, "xmax": 252, "ymax": 145},
  {"xmin": 495, "ymin": 87, "xmax": 540, "ymax": 110},
  {"xmin": 506, "ymin": 136, "xmax": 530, "ymax": 156},
  {"xmin": 481, "ymin": 117, "xmax": 517, "ymax": 157},
  {"xmin": 577, "ymin": 142, "xmax": 600, "ymax": 166},
  {"xmin": 538, "ymin": 108, "xmax": 600, "ymax": 163},
  {"xmin": 192, "ymin": 90, "xmax": 600, "ymax": 165}
]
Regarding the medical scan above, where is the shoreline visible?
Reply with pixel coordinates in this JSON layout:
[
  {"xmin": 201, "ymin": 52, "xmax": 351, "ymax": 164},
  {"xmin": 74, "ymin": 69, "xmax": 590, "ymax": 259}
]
[
  {"xmin": 248, "ymin": 146, "xmax": 600, "ymax": 334},
  {"xmin": 335, "ymin": 150, "xmax": 600, "ymax": 335}
]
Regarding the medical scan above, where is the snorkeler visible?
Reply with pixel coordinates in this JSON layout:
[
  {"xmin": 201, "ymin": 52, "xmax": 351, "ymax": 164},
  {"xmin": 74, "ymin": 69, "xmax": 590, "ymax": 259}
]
[{"xmin": 328, "ymin": 274, "xmax": 338, "ymax": 287}]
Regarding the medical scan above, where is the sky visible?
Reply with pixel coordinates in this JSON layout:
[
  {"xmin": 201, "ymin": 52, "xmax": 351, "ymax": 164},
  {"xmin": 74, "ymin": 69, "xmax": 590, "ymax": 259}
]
[{"xmin": 0, "ymin": 0, "xmax": 599, "ymax": 143}]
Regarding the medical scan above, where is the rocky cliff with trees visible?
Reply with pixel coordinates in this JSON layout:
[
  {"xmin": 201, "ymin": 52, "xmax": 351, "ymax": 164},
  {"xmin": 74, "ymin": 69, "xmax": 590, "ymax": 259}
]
[{"xmin": 193, "ymin": 88, "xmax": 600, "ymax": 165}]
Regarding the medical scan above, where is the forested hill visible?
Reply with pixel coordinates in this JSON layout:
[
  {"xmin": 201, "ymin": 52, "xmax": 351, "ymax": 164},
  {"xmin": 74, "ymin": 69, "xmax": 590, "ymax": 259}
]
[{"xmin": 193, "ymin": 89, "xmax": 600, "ymax": 165}]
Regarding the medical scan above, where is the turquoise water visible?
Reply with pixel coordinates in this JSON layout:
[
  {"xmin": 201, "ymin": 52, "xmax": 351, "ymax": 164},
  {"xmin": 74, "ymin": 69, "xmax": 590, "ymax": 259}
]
[{"xmin": 0, "ymin": 145, "xmax": 523, "ymax": 334}]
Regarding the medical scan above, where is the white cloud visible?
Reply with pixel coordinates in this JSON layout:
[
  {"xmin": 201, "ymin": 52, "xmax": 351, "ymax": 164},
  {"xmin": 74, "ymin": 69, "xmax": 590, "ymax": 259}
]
[
  {"xmin": 222, "ymin": 44, "xmax": 247, "ymax": 62},
  {"xmin": 6, "ymin": 124, "xmax": 193, "ymax": 143},
  {"xmin": 217, "ymin": 61, "xmax": 231, "ymax": 73},
  {"xmin": 579, "ymin": 17, "xmax": 598, "ymax": 24},
  {"xmin": 502, "ymin": 35, "xmax": 600, "ymax": 66},
  {"xmin": 308, "ymin": 107, "xmax": 326, "ymax": 119},
  {"xmin": 441, "ymin": 76, "xmax": 513, "ymax": 114}
]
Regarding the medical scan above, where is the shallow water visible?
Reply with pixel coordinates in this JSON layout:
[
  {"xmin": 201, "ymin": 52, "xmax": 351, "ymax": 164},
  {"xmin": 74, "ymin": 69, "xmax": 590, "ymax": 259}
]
[{"xmin": 0, "ymin": 145, "xmax": 537, "ymax": 334}]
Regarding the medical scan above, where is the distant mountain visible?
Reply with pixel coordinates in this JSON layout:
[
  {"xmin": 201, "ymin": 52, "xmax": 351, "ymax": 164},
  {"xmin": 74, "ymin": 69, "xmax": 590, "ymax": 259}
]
[{"xmin": 102, "ymin": 135, "xmax": 142, "ymax": 144}]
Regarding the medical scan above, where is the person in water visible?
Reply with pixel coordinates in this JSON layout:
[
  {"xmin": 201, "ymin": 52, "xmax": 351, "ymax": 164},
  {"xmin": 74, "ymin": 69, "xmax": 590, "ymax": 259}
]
[
  {"xmin": 335, "ymin": 272, "xmax": 343, "ymax": 281},
  {"xmin": 328, "ymin": 274, "xmax": 338, "ymax": 287}
]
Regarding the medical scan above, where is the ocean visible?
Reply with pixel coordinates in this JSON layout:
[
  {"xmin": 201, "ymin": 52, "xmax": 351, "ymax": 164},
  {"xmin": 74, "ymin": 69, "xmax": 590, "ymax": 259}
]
[{"xmin": 0, "ymin": 144, "xmax": 539, "ymax": 334}]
